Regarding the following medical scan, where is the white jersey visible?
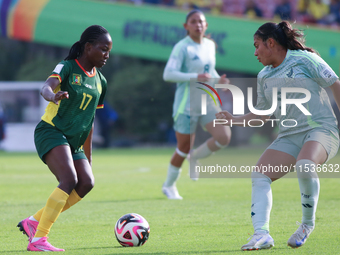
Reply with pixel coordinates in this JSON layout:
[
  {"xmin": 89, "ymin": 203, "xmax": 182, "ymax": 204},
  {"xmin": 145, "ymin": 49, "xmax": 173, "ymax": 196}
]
[
  {"xmin": 163, "ymin": 36, "xmax": 220, "ymax": 120},
  {"xmin": 256, "ymin": 49, "xmax": 339, "ymax": 137}
]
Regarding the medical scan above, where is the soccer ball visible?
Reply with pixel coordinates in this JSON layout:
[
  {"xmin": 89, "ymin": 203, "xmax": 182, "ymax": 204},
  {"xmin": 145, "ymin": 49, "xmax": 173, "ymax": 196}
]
[{"xmin": 114, "ymin": 213, "xmax": 150, "ymax": 247}]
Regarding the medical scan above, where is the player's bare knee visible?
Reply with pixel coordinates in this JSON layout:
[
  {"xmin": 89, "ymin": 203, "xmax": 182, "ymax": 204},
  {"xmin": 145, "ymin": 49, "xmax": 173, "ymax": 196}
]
[
  {"xmin": 59, "ymin": 176, "xmax": 78, "ymax": 193},
  {"xmin": 177, "ymin": 144, "xmax": 190, "ymax": 154},
  {"xmin": 81, "ymin": 177, "xmax": 95, "ymax": 194}
]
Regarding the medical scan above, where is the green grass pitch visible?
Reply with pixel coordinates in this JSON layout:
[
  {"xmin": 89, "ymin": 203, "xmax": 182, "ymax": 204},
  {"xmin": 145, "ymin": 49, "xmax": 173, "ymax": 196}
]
[{"xmin": 0, "ymin": 147, "xmax": 339, "ymax": 254}]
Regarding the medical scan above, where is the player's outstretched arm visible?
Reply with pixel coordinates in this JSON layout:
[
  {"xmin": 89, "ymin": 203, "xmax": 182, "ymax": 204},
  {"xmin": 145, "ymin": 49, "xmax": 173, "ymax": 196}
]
[{"xmin": 41, "ymin": 77, "xmax": 69, "ymax": 105}]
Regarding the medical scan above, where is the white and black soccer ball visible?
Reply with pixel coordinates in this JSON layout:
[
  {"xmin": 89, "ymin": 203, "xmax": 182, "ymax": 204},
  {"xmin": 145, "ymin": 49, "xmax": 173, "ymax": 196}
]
[{"xmin": 114, "ymin": 213, "xmax": 150, "ymax": 247}]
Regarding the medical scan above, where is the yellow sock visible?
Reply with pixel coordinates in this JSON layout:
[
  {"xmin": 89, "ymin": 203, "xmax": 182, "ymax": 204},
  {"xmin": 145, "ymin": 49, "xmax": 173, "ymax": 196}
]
[
  {"xmin": 33, "ymin": 190, "xmax": 82, "ymax": 221},
  {"xmin": 33, "ymin": 208, "xmax": 44, "ymax": 222},
  {"xmin": 61, "ymin": 189, "xmax": 82, "ymax": 212},
  {"xmin": 34, "ymin": 187, "xmax": 69, "ymax": 238}
]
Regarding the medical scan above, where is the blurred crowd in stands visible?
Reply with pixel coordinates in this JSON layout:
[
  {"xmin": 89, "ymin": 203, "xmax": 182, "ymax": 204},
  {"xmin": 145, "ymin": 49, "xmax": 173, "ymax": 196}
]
[{"xmin": 105, "ymin": 0, "xmax": 340, "ymax": 27}]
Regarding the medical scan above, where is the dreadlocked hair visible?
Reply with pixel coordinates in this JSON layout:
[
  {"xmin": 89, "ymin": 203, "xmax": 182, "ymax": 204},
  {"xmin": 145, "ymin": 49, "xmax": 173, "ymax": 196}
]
[{"xmin": 65, "ymin": 25, "xmax": 108, "ymax": 60}]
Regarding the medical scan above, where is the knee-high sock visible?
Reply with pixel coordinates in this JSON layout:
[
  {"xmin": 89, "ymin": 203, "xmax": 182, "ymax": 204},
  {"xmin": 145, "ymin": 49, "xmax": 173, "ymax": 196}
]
[
  {"xmin": 251, "ymin": 171, "xmax": 272, "ymax": 234},
  {"xmin": 296, "ymin": 159, "xmax": 319, "ymax": 227},
  {"xmin": 164, "ymin": 164, "xmax": 181, "ymax": 187},
  {"xmin": 61, "ymin": 189, "xmax": 82, "ymax": 212},
  {"xmin": 191, "ymin": 140, "xmax": 226, "ymax": 160},
  {"xmin": 33, "ymin": 190, "xmax": 82, "ymax": 221},
  {"xmin": 34, "ymin": 188, "xmax": 69, "ymax": 238},
  {"xmin": 191, "ymin": 141, "xmax": 212, "ymax": 160}
]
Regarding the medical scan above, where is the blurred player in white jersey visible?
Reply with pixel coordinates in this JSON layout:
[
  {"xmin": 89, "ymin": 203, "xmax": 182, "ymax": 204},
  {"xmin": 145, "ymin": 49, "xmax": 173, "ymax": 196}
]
[
  {"xmin": 217, "ymin": 21, "xmax": 340, "ymax": 250},
  {"xmin": 162, "ymin": 10, "xmax": 231, "ymax": 199}
]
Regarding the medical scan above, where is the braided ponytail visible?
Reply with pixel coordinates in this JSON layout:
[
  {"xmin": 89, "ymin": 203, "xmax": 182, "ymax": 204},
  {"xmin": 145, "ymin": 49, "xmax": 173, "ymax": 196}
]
[
  {"xmin": 65, "ymin": 41, "xmax": 82, "ymax": 60},
  {"xmin": 64, "ymin": 25, "xmax": 109, "ymax": 60}
]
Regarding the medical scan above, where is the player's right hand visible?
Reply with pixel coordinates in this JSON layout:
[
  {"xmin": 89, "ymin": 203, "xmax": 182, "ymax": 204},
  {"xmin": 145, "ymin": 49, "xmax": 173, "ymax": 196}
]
[{"xmin": 197, "ymin": 73, "xmax": 211, "ymax": 82}]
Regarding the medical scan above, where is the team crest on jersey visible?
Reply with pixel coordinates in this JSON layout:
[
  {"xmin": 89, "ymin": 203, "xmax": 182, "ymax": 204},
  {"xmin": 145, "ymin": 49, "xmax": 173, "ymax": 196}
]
[
  {"xmin": 285, "ymin": 68, "xmax": 295, "ymax": 79},
  {"xmin": 192, "ymin": 55, "xmax": 200, "ymax": 60},
  {"xmin": 72, "ymin": 74, "xmax": 82, "ymax": 85}
]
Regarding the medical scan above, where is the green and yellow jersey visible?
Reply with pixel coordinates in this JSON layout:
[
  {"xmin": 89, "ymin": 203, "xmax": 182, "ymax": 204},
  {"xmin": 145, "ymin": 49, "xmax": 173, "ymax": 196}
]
[{"xmin": 41, "ymin": 59, "xmax": 107, "ymax": 150}]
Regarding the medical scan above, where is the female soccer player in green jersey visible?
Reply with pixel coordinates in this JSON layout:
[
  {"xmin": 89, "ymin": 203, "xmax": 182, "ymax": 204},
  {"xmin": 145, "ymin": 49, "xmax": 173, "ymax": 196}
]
[
  {"xmin": 162, "ymin": 10, "xmax": 232, "ymax": 199},
  {"xmin": 17, "ymin": 25, "xmax": 112, "ymax": 252},
  {"xmin": 217, "ymin": 20, "xmax": 340, "ymax": 250}
]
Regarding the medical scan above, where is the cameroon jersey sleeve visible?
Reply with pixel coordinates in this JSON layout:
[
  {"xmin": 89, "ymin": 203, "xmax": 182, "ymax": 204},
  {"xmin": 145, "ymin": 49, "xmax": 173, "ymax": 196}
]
[
  {"xmin": 49, "ymin": 61, "xmax": 72, "ymax": 86},
  {"xmin": 96, "ymin": 71, "xmax": 107, "ymax": 109},
  {"xmin": 42, "ymin": 61, "xmax": 72, "ymax": 125}
]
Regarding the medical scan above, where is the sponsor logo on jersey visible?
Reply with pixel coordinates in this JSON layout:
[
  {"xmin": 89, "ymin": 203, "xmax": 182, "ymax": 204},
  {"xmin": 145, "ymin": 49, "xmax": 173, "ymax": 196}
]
[
  {"xmin": 72, "ymin": 74, "xmax": 82, "ymax": 85},
  {"xmin": 85, "ymin": 84, "xmax": 93, "ymax": 89}
]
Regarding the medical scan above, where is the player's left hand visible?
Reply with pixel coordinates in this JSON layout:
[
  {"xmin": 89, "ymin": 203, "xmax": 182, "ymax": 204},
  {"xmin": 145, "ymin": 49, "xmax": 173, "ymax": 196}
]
[{"xmin": 53, "ymin": 91, "xmax": 69, "ymax": 105}]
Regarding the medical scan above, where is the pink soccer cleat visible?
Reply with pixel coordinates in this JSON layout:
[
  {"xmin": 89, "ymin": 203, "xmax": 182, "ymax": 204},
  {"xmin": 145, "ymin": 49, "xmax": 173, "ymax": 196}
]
[
  {"xmin": 17, "ymin": 217, "xmax": 38, "ymax": 241},
  {"xmin": 27, "ymin": 237, "xmax": 65, "ymax": 252}
]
